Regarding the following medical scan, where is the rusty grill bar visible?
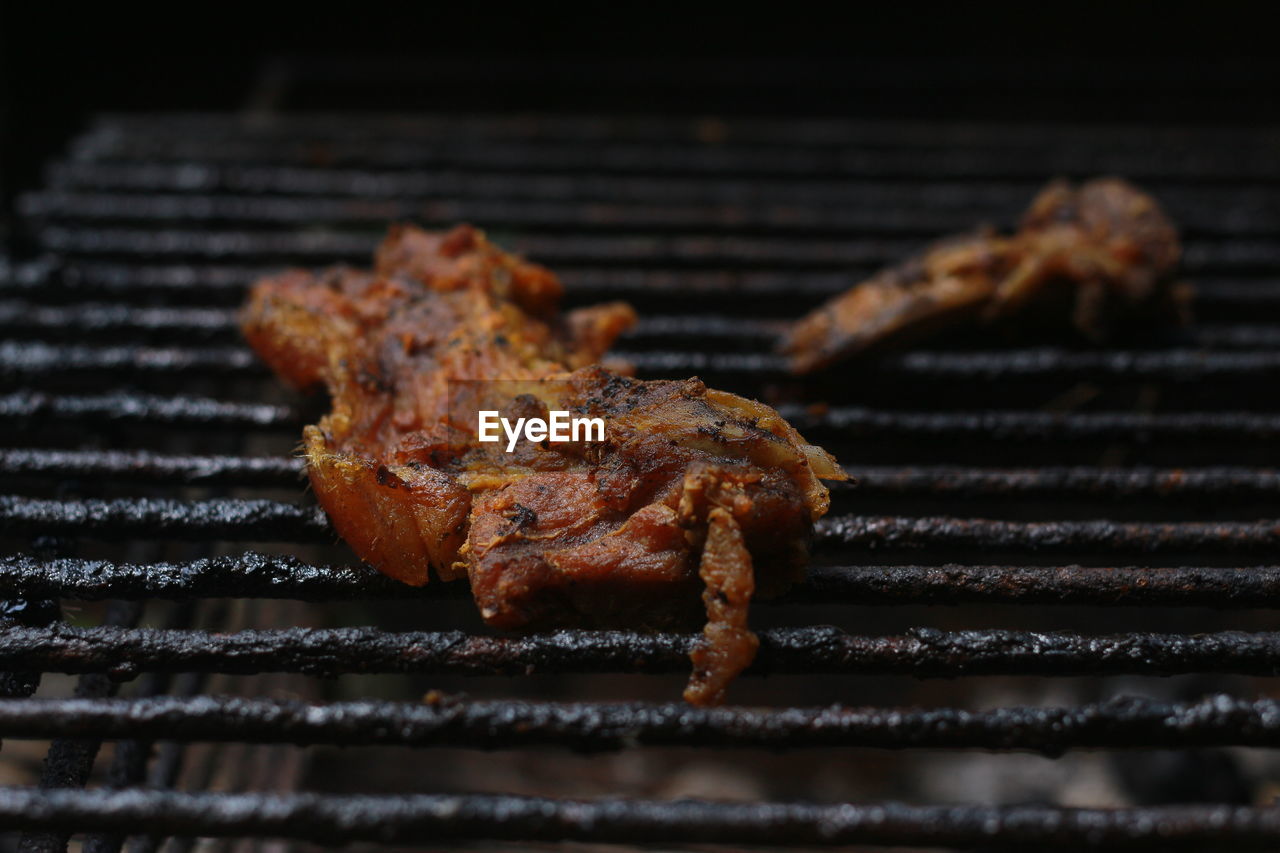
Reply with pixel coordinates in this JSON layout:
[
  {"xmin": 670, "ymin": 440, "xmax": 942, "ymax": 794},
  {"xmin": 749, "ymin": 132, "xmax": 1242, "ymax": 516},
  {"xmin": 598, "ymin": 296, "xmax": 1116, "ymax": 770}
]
[{"xmin": 4, "ymin": 111, "xmax": 1280, "ymax": 850}]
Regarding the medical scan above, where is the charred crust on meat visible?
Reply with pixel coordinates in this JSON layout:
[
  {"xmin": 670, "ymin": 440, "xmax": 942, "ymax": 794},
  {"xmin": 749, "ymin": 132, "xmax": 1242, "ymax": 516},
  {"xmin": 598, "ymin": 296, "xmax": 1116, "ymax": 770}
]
[{"xmin": 505, "ymin": 502, "xmax": 538, "ymax": 532}]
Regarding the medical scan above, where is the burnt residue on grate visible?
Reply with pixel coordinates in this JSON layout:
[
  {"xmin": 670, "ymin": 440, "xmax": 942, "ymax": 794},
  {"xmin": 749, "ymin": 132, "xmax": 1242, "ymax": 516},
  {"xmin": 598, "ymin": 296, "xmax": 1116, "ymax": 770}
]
[
  {"xmin": 5, "ymin": 788, "xmax": 1280, "ymax": 849},
  {"xmin": 6, "ymin": 624, "xmax": 1280, "ymax": 679},
  {"xmin": 3, "ymin": 693, "xmax": 1280, "ymax": 755},
  {"xmin": 6, "ymin": 553, "xmax": 1280, "ymax": 607},
  {"xmin": 5, "ymin": 111, "xmax": 1280, "ymax": 850}
]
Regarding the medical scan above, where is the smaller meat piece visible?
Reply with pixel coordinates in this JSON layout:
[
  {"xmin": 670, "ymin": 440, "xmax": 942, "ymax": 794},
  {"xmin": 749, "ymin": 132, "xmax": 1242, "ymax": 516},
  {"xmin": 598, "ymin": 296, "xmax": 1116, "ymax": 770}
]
[{"xmin": 780, "ymin": 178, "xmax": 1191, "ymax": 373}]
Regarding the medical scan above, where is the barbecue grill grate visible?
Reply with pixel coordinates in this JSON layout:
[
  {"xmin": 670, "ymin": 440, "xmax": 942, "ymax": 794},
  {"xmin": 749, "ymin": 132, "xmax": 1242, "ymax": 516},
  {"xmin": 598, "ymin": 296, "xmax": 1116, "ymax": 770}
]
[{"xmin": 3, "ymin": 111, "xmax": 1280, "ymax": 851}]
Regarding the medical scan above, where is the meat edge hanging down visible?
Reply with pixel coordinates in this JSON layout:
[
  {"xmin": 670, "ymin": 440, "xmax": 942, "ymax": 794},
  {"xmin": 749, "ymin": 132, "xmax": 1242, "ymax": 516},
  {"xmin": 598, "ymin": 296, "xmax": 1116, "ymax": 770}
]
[
  {"xmin": 779, "ymin": 177, "xmax": 1193, "ymax": 373},
  {"xmin": 241, "ymin": 223, "xmax": 846, "ymax": 705}
]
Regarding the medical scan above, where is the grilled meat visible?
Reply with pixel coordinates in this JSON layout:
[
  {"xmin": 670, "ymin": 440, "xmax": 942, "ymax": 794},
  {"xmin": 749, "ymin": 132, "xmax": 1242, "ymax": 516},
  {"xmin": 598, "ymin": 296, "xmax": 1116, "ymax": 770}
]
[
  {"xmin": 780, "ymin": 178, "xmax": 1190, "ymax": 373},
  {"xmin": 242, "ymin": 224, "xmax": 844, "ymax": 705}
]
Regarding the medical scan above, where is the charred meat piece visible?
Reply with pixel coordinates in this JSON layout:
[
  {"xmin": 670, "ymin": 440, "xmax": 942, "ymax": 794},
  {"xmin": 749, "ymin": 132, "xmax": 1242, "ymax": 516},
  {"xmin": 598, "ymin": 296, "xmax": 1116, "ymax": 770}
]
[
  {"xmin": 242, "ymin": 224, "xmax": 844, "ymax": 704},
  {"xmin": 780, "ymin": 178, "xmax": 1190, "ymax": 373}
]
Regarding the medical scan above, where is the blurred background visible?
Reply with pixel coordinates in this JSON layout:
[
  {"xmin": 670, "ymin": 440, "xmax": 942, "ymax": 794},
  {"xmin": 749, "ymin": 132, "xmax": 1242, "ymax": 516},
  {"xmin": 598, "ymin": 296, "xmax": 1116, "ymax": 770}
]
[{"xmin": 4, "ymin": 2, "xmax": 1280, "ymax": 242}]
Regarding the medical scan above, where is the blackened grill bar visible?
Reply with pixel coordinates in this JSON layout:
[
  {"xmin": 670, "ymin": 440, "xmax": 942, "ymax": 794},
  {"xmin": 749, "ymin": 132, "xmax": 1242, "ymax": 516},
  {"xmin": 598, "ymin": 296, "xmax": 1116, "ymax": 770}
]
[
  {"xmin": 3, "ymin": 693, "xmax": 1280, "ymax": 754},
  {"xmin": 8, "ymin": 555, "xmax": 1280, "ymax": 608},
  {"xmin": 9, "ymin": 301, "xmax": 1280, "ymax": 353},
  {"xmin": 0, "ymin": 304, "xmax": 779, "ymax": 345},
  {"xmin": 845, "ymin": 465, "xmax": 1280, "ymax": 498},
  {"xmin": 18, "ymin": 601, "xmax": 146, "ymax": 853},
  {"xmin": 9, "ymin": 263, "xmax": 1278, "ymax": 321},
  {"xmin": 10, "ymin": 449, "xmax": 1280, "ymax": 500},
  {"xmin": 0, "ymin": 496, "xmax": 329, "ymax": 541},
  {"xmin": 0, "ymin": 342, "xmax": 260, "ymax": 382},
  {"xmin": 5, "ymin": 788, "xmax": 1280, "ymax": 849},
  {"xmin": 0, "ymin": 391, "xmax": 296, "ymax": 429},
  {"xmin": 787, "ymin": 406, "xmax": 1280, "ymax": 441},
  {"xmin": 29, "ymin": 225, "xmax": 1280, "ymax": 273},
  {"xmin": 13, "ymin": 342, "xmax": 1280, "ymax": 383},
  {"xmin": 19, "ymin": 192, "xmax": 993, "ymax": 236},
  {"xmin": 617, "ymin": 348, "xmax": 1280, "ymax": 381},
  {"xmin": 0, "ymin": 302, "xmax": 241, "ymax": 341},
  {"xmin": 817, "ymin": 515, "xmax": 1280, "ymax": 554},
  {"xmin": 0, "ymin": 449, "xmax": 302, "ymax": 485},
  {"xmin": 5, "ymin": 497, "xmax": 1280, "ymax": 555},
  {"xmin": 78, "ymin": 112, "xmax": 1280, "ymax": 147},
  {"xmin": 24, "ymin": 191, "xmax": 1280, "ymax": 239},
  {"xmin": 34, "ymin": 165, "xmax": 1280, "ymax": 233},
  {"xmin": 57, "ymin": 131, "xmax": 1280, "ymax": 181},
  {"xmin": 6, "ymin": 624, "xmax": 1280, "ymax": 679}
]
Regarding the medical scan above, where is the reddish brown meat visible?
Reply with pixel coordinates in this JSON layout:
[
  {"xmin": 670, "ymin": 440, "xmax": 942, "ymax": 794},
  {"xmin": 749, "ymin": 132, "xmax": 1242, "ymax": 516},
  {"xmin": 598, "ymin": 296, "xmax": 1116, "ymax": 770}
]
[
  {"xmin": 781, "ymin": 178, "xmax": 1191, "ymax": 373},
  {"xmin": 242, "ymin": 224, "xmax": 845, "ymax": 703}
]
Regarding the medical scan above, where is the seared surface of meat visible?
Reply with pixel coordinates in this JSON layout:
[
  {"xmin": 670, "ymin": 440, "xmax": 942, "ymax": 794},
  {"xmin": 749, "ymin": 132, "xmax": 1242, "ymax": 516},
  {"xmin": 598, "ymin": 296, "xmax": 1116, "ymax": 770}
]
[
  {"xmin": 242, "ymin": 224, "xmax": 844, "ymax": 704},
  {"xmin": 781, "ymin": 178, "xmax": 1190, "ymax": 373}
]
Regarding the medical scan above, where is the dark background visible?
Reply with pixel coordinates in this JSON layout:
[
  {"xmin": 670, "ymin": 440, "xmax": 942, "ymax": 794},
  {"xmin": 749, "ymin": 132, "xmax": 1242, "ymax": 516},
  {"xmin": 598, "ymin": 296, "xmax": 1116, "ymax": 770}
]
[{"xmin": 2, "ymin": 2, "xmax": 1279, "ymax": 252}]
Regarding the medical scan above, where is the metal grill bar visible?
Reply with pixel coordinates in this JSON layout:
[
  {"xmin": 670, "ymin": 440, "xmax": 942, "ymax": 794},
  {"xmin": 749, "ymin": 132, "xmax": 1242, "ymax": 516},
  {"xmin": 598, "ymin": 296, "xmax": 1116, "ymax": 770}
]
[
  {"xmin": 33, "ymin": 227, "xmax": 914, "ymax": 266},
  {"xmin": 9, "ymin": 449, "xmax": 1280, "ymax": 499},
  {"xmin": 0, "ymin": 303, "xmax": 239, "ymax": 341},
  {"xmin": 0, "ymin": 449, "xmax": 302, "ymax": 486},
  {"xmin": 11, "ymin": 260, "xmax": 1276, "ymax": 323},
  {"xmin": 81, "ymin": 603, "xmax": 199, "ymax": 853},
  {"xmin": 0, "ymin": 391, "xmax": 295, "ymax": 429},
  {"xmin": 3, "ymin": 787, "xmax": 1280, "ymax": 849},
  {"xmin": 0, "ymin": 496, "xmax": 328, "ymax": 541},
  {"xmin": 82, "ymin": 113, "xmax": 1280, "ymax": 146},
  {"xmin": 5, "ymin": 498, "xmax": 1278, "ymax": 555},
  {"xmin": 1, "ymin": 262, "xmax": 856, "ymax": 303},
  {"xmin": 23, "ymin": 189, "xmax": 1280, "ymax": 239},
  {"xmin": 61, "ymin": 132, "xmax": 1280, "ymax": 181},
  {"xmin": 787, "ymin": 406, "xmax": 1280, "ymax": 441},
  {"xmin": 29, "ymin": 163, "xmax": 1062, "ymax": 202},
  {"xmin": 38, "ymin": 161, "xmax": 1280, "ymax": 220},
  {"xmin": 619, "ymin": 348, "xmax": 1280, "ymax": 380},
  {"xmin": 11, "ymin": 341, "xmax": 1280, "ymax": 383},
  {"xmin": 0, "ymin": 598, "xmax": 59, "ymax": 705},
  {"xmin": 1, "ymin": 693, "xmax": 1278, "ymax": 754},
  {"xmin": 7, "ymin": 301, "xmax": 1280, "ymax": 352},
  {"xmin": 0, "ymin": 304, "xmax": 776, "ymax": 344},
  {"xmin": 6, "ymin": 554, "xmax": 1280, "ymax": 607},
  {"xmin": 18, "ymin": 601, "xmax": 145, "ymax": 853},
  {"xmin": 791, "ymin": 564, "xmax": 1280, "ymax": 605},
  {"xmin": 845, "ymin": 465, "xmax": 1280, "ymax": 498},
  {"xmin": 817, "ymin": 515, "xmax": 1280, "ymax": 554},
  {"xmin": 31, "ymin": 226, "xmax": 1272, "ymax": 273},
  {"xmin": 0, "ymin": 261, "xmax": 263, "ymax": 302},
  {"xmin": 0, "ymin": 341, "xmax": 260, "ymax": 381},
  {"xmin": 0, "ymin": 554, "xmax": 409, "ymax": 601},
  {"xmin": 5, "ymin": 624, "xmax": 1280, "ymax": 678},
  {"xmin": 9, "ymin": 448, "xmax": 1280, "ymax": 508},
  {"xmin": 20, "ymin": 192, "xmax": 984, "ymax": 235}
]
